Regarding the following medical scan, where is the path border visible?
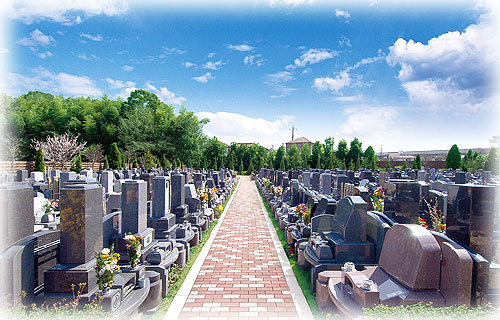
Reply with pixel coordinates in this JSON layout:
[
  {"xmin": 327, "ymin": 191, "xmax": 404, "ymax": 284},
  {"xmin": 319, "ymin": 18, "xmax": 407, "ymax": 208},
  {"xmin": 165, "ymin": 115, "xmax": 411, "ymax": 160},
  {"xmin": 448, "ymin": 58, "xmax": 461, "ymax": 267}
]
[
  {"xmin": 255, "ymin": 182, "xmax": 315, "ymax": 320},
  {"xmin": 163, "ymin": 180, "xmax": 241, "ymax": 320}
]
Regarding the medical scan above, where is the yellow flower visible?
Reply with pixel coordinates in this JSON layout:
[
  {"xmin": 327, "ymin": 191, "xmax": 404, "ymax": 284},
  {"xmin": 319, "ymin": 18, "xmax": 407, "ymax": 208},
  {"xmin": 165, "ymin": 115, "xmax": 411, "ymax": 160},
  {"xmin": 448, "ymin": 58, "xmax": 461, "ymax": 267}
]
[{"xmin": 218, "ymin": 205, "xmax": 223, "ymax": 212}]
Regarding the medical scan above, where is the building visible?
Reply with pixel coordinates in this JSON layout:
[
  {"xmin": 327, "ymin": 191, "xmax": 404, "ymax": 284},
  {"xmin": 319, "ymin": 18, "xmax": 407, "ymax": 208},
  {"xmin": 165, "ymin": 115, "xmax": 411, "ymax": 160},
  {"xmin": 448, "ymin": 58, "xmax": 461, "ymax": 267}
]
[{"xmin": 285, "ymin": 137, "xmax": 313, "ymax": 154}]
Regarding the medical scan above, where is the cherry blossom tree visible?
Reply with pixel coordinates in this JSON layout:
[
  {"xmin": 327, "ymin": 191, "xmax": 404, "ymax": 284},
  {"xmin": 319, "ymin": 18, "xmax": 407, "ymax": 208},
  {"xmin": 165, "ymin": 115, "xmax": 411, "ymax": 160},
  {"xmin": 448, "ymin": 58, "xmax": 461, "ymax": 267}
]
[{"xmin": 32, "ymin": 133, "xmax": 86, "ymax": 170}]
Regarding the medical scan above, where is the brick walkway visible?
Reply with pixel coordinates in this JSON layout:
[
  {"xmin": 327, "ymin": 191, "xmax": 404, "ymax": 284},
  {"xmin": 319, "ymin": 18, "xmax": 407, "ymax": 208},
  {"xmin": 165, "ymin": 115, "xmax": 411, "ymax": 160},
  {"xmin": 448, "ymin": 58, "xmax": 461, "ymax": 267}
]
[{"xmin": 177, "ymin": 179, "xmax": 300, "ymax": 320}]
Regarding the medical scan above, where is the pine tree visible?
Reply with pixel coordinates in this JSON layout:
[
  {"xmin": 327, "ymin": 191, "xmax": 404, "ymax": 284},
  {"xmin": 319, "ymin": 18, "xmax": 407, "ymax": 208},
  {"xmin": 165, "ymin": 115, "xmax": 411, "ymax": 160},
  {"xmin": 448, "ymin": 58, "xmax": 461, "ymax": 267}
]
[
  {"xmin": 445, "ymin": 144, "xmax": 461, "ymax": 170},
  {"xmin": 386, "ymin": 158, "xmax": 391, "ymax": 171},
  {"xmin": 103, "ymin": 156, "xmax": 109, "ymax": 169},
  {"xmin": 34, "ymin": 149, "xmax": 45, "ymax": 172},
  {"xmin": 280, "ymin": 156, "xmax": 286, "ymax": 171},
  {"xmin": 145, "ymin": 150, "xmax": 154, "ymax": 169},
  {"xmin": 108, "ymin": 143, "xmax": 122, "ymax": 169},
  {"xmin": 220, "ymin": 156, "xmax": 225, "ymax": 169},
  {"xmin": 415, "ymin": 154, "xmax": 421, "ymax": 170},
  {"xmin": 213, "ymin": 157, "xmax": 218, "ymax": 170}
]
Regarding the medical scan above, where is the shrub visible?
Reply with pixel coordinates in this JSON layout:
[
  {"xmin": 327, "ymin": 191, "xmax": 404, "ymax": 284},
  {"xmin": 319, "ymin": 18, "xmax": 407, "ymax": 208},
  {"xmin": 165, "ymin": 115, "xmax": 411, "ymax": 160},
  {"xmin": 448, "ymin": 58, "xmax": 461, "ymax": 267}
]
[
  {"xmin": 108, "ymin": 143, "xmax": 122, "ymax": 169},
  {"xmin": 445, "ymin": 144, "xmax": 461, "ymax": 170},
  {"xmin": 70, "ymin": 154, "xmax": 82, "ymax": 172},
  {"xmin": 34, "ymin": 149, "xmax": 45, "ymax": 172}
]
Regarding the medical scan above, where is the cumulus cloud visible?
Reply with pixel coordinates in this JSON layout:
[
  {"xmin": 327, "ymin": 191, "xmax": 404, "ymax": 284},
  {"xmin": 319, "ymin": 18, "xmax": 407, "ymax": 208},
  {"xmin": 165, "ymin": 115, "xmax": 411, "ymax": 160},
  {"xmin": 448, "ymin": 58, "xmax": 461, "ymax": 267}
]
[
  {"xmin": 339, "ymin": 35, "xmax": 352, "ymax": 48},
  {"xmin": 193, "ymin": 72, "xmax": 214, "ymax": 83},
  {"xmin": 2, "ymin": 66, "xmax": 102, "ymax": 97},
  {"xmin": 286, "ymin": 48, "xmax": 337, "ymax": 70},
  {"xmin": 105, "ymin": 77, "xmax": 135, "ymax": 89},
  {"xmin": 195, "ymin": 111, "xmax": 294, "ymax": 148},
  {"xmin": 386, "ymin": 12, "xmax": 498, "ymax": 113},
  {"xmin": 36, "ymin": 51, "xmax": 53, "ymax": 59},
  {"xmin": 78, "ymin": 53, "xmax": 99, "ymax": 61},
  {"xmin": 121, "ymin": 65, "xmax": 134, "ymax": 72},
  {"xmin": 313, "ymin": 72, "xmax": 351, "ymax": 93},
  {"xmin": 16, "ymin": 29, "xmax": 54, "ymax": 46},
  {"xmin": 80, "ymin": 33, "xmax": 103, "ymax": 42},
  {"xmin": 202, "ymin": 60, "xmax": 225, "ymax": 70},
  {"xmin": 6, "ymin": 0, "xmax": 129, "ymax": 25},
  {"xmin": 335, "ymin": 9, "xmax": 350, "ymax": 22},
  {"xmin": 336, "ymin": 106, "xmax": 400, "ymax": 146},
  {"xmin": 144, "ymin": 81, "xmax": 187, "ymax": 105},
  {"xmin": 184, "ymin": 62, "xmax": 196, "ymax": 68},
  {"xmin": 227, "ymin": 44, "xmax": 255, "ymax": 52},
  {"xmin": 244, "ymin": 54, "xmax": 265, "ymax": 66},
  {"xmin": 265, "ymin": 71, "xmax": 296, "ymax": 98}
]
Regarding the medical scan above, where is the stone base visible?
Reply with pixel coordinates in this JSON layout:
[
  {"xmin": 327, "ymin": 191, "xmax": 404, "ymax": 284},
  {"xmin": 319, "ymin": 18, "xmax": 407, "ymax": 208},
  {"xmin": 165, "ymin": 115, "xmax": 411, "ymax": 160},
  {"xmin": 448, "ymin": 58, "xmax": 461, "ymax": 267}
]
[{"xmin": 43, "ymin": 259, "xmax": 97, "ymax": 294}]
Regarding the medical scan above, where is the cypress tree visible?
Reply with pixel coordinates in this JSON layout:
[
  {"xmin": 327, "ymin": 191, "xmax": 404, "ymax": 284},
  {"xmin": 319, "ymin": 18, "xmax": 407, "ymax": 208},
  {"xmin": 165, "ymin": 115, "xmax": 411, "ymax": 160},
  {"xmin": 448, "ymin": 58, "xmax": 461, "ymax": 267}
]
[
  {"xmin": 248, "ymin": 158, "xmax": 255, "ymax": 172},
  {"xmin": 103, "ymin": 156, "xmax": 109, "ymax": 169},
  {"xmin": 445, "ymin": 144, "xmax": 461, "ymax": 170},
  {"xmin": 108, "ymin": 143, "xmax": 122, "ymax": 169},
  {"xmin": 165, "ymin": 158, "xmax": 171, "ymax": 168},
  {"xmin": 402, "ymin": 160, "xmax": 408, "ymax": 170},
  {"xmin": 484, "ymin": 147, "xmax": 500, "ymax": 175},
  {"xmin": 161, "ymin": 154, "xmax": 168, "ymax": 168},
  {"xmin": 239, "ymin": 159, "xmax": 244, "ymax": 172},
  {"xmin": 220, "ymin": 156, "xmax": 225, "ymax": 169},
  {"xmin": 34, "ymin": 149, "xmax": 45, "ymax": 172},
  {"xmin": 145, "ymin": 150, "xmax": 154, "ymax": 169},
  {"xmin": 415, "ymin": 154, "xmax": 421, "ymax": 170},
  {"xmin": 280, "ymin": 156, "xmax": 285, "ymax": 171},
  {"xmin": 70, "ymin": 154, "xmax": 82, "ymax": 172},
  {"xmin": 386, "ymin": 158, "xmax": 391, "ymax": 171}
]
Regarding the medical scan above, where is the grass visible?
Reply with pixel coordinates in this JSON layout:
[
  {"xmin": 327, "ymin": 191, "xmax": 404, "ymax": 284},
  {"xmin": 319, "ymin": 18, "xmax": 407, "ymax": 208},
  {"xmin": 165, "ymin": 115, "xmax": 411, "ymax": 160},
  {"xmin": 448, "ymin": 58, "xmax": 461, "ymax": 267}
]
[
  {"xmin": 150, "ymin": 180, "xmax": 239, "ymax": 319},
  {"xmin": 256, "ymin": 185, "xmax": 323, "ymax": 320},
  {"xmin": 364, "ymin": 302, "xmax": 499, "ymax": 319}
]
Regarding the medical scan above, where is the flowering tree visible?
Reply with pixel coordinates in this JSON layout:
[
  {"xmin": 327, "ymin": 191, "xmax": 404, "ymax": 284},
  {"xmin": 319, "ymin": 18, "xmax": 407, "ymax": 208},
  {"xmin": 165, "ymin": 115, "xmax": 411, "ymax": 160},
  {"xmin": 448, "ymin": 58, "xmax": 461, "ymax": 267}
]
[
  {"xmin": 31, "ymin": 133, "xmax": 86, "ymax": 170},
  {"xmin": 83, "ymin": 144, "xmax": 104, "ymax": 170}
]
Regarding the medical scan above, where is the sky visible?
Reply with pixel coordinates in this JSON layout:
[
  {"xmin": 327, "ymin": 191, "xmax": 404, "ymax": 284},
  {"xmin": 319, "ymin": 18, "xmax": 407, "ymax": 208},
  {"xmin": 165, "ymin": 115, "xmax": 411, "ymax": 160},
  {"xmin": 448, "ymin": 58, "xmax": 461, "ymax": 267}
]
[{"xmin": 1, "ymin": 0, "xmax": 499, "ymax": 153}]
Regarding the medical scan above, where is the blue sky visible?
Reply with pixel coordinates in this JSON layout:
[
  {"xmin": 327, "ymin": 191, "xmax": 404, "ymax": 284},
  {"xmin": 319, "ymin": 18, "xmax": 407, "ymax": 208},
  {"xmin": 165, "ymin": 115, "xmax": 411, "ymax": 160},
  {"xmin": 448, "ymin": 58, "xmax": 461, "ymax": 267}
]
[{"xmin": 1, "ymin": 0, "xmax": 499, "ymax": 152}]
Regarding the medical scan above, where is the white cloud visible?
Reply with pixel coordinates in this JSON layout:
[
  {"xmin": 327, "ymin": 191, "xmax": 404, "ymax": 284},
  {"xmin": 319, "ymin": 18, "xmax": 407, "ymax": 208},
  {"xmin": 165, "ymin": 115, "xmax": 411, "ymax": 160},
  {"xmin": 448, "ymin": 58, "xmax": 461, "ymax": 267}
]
[
  {"xmin": 336, "ymin": 106, "xmax": 400, "ymax": 145},
  {"xmin": 16, "ymin": 29, "xmax": 54, "ymax": 46},
  {"xmin": 105, "ymin": 77, "xmax": 135, "ymax": 89},
  {"xmin": 159, "ymin": 47, "xmax": 186, "ymax": 57},
  {"xmin": 207, "ymin": 52, "xmax": 216, "ymax": 58},
  {"xmin": 339, "ymin": 35, "xmax": 352, "ymax": 48},
  {"xmin": 335, "ymin": 9, "xmax": 350, "ymax": 22},
  {"xmin": 36, "ymin": 51, "xmax": 52, "ymax": 59},
  {"xmin": 184, "ymin": 62, "xmax": 196, "ymax": 68},
  {"xmin": 78, "ymin": 53, "xmax": 99, "ymax": 61},
  {"xmin": 193, "ymin": 72, "xmax": 214, "ymax": 84},
  {"xmin": 227, "ymin": 44, "xmax": 255, "ymax": 52},
  {"xmin": 0, "ymin": 48, "xmax": 10, "ymax": 54},
  {"xmin": 386, "ymin": 11, "xmax": 498, "ymax": 112},
  {"xmin": 121, "ymin": 65, "xmax": 134, "ymax": 72},
  {"xmin": 2, "ymin": 66, "xmax": 102, "ymax": 97},
  {"xmin": 144, "ymin": 81, "xmax": 187, "ymax": 105},
  {"xmin": 202, "ymin": 60, "xmax": 225, "ymax": 70},
  {"xmin": 6, "ymin": 0, "xmax": 129, "ymax": 25},
  {"xmin": 267, "ymin": 0, "xmax": 315, "ymax": 7},
  {"xmin": 244, "ymin": 54, "xmax": 265, "ymax": 66},
  {"xmin": 265, "ymin": 71, "xmax": 296, "ymax": 98},
  {"xmin": 80, "ymin": 33, "xmax": 103, "ymax": 42},
  {"xmin": 195, "ymin": 111, "xmax": 294, "ymax": 148},
  {"xmin": 335, "ymin": 95, "xmax": 365, "ymax": 103},
  {"xmin": 286, "ymin": 48, "xmax": 337, "ymax": 70},
  {"xmin": 313, "ymin": 71, "xmax": 351, "ymax": 93}
]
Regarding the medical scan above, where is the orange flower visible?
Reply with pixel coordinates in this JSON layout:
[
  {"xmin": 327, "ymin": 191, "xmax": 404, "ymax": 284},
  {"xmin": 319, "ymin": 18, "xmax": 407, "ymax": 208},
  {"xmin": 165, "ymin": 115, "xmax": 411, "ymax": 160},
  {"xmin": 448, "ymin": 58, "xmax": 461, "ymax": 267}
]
[{"xmin": 100, "ymin": 254, "xmax": 110, "ymax": 259}]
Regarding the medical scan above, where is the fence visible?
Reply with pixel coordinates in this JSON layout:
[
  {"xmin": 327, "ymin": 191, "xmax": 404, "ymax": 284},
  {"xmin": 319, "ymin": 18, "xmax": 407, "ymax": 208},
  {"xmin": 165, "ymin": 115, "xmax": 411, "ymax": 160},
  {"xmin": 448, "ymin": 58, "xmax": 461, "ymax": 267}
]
[
  {"xmin": 377, "ymin": 160, "xmax": 446, "ymax": 170},
  {"xmin": 0, "ymin": 161, "xmax": 103, "ymax": 174}
]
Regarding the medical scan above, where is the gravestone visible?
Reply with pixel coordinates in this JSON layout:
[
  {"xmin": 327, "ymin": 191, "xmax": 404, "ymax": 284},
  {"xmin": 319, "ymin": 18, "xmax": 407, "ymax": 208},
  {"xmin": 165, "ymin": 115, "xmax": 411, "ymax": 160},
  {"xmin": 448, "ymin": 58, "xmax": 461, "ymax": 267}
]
[
  {"xmin": 384, "ymin": 180, "xmax": 421, "ymax": 224},
  {"xmin": 311, "ymin": 172, "xmax": 320, "ymax": 191},
  {"xmin": 30, "ymin": 171, "xmax": 44, "ymax": 182},
  {"xmin": 171, "ymin": 173, "xmax": 190, "ymax": 223},
  {"xmin": 303, "ymin": 172, "xmax": 311, "ymax": 188},
  {"xmin": 455, "ymin": 171, "xmax": 466, "ymax": 184},
  {"xmin": 100, "ymin": 170, "xmax": 114, "ymax": 194},
  {"xmin": 60, "ymin": 171, "xmax": 77, "ymax": 187},
  {"xmin": 320, "ymin": 173, "xmax": 332, "ymax": 195},
  {"xmin": 16, "ymin": 170, "xmax": 28, "ymax": 182},
  {"xmin": 148, "ymin": 176, "xmax": 178, "ymax": 240}
]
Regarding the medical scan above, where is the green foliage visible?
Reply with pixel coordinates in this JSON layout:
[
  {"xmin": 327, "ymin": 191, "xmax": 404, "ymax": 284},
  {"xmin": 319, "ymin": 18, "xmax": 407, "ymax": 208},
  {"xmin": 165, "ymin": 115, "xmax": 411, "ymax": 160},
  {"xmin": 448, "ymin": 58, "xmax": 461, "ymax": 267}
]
[
  {"xmin": 364, "ymin": 302, "xmax": 497, "ymax": 320},
  {"xmin": 248, "ymin": 157, "xmax": 255, "ymax": 172},
  {"xmin": 364, "ymin": 146, "xmax": 376, "ymax": 170},
  {"xmin": 34, "ymin": 149, "xmax": 45, "ymax": 172},
  {"xmin": 239, "ymin": 158, "xmax": 244, "ymax": 172},
  {"xmin": 103, "ymin": 156, "xmax": 109, "ymax": 169},
  {"xmin": 311, "ymin": 141, "xmax": 323, "ymax": 168},
  {"xmin": 415, "ymin": 154, "xmax": 421, "ymax": 170},
  {"xmin": 461, "ymin": 150, "xmax": 486, "ymax": 172},
  {"xmin": 287, "ymin": 144, "xmax": 301, "ymax": 169},
  {"xmin": 484, "ymin": 147, "xmax": 500, "ymax": 175},
  {"xmin": 336, "ymin": 139, "xmax": 348, "ymax": 168},
  {"xmin": 300, "ymin": 143, "xmax": 310, "ymax": 168},
  {"xmin": 144, "ymin": 149, "xmax": 154, "ymax": 170},
  {"xmin": 70, "ymin": 154, "xmax": 82, "ymax": 172},
  {"xmin": 402, "ymin": 160, "xmax": 408, "ymax": 170},
  {"xmin": 132, "ymin": 158, "xmax": 137, "ymax": 168},
  {"xmin": 279, "ymin": 156, "xmax": 286, "ymax": 171},
  {"xmin": 445, "ymin": 144, "xmax": 462, "ymax": 170},
  {"xmin": 386, "ymin": 158, "xmax": 391, "ymax": 171},
  {"xmin": 160, "ymin": 154, "xmax": 168, "ymax": 168},
  {"xmin": 108, "ymin": 143, "xmax": 122, "ymax": 169},
  {"xmin": 274, "ymin": 145, "xmax": 286, "ymax": 169},
  {"xmin": 347, "ymin": 137, "xmax": 363, "ymax": 170}
]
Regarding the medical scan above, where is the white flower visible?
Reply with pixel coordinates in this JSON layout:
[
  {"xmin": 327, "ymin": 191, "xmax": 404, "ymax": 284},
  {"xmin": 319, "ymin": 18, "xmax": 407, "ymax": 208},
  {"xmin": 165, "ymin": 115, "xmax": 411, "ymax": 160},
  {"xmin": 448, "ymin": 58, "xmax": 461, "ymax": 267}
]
[
  {"xmin": 102, "ymin": 248, "xmax": 110, "ymax": 255},
  {"xmin": 124, "ymin": 234, "xmax": 134, "ymax": 241}
]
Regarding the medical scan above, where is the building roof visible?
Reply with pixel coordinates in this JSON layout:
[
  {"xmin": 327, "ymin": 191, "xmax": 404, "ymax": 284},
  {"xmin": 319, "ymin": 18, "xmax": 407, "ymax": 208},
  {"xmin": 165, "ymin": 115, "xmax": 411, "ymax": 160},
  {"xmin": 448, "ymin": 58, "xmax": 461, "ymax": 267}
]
[{"xmin": 286, "ymin": 137, "xmax": 311, "ymax": 144}]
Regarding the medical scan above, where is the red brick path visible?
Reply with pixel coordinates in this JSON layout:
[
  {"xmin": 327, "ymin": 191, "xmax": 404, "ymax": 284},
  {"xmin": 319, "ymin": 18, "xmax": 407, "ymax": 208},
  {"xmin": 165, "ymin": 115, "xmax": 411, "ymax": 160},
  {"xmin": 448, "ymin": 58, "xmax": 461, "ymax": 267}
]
[{"xmin": 178, "ymin": 179, "xmax": 299, "ymax": 320}]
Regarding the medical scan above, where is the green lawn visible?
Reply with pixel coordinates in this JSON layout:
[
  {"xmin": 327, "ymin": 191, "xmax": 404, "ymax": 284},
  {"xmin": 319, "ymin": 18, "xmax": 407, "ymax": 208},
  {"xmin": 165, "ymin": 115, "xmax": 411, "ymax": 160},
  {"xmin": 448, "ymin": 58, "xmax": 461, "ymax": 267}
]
[{"xmin": 256, "ymin": 185, "xmax": 324, "ymax": 320}]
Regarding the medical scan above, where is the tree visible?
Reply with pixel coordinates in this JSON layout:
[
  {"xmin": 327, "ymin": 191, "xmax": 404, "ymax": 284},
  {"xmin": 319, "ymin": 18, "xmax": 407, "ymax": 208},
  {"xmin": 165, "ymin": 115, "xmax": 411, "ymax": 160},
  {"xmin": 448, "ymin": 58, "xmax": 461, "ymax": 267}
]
[
  {"xmin": 445, "ymin": 144, "xmax": 461, "ymax": 170},
  {"xmin": 70, "ymin": 154, "xmax": 82, "ymax": 172},
  {"xmin": 484, "ymin": 147, "xmax": 500, "ymax": 175},
  {"xmin": 108, "ymin": 143, "xmax": 122, "ymax": 169},
  {"xmin": 415, "ymin": 154, "xmax": 421, "ymax": 170},
  {"xmin": 239, "ymin": 159, "xmax": 244, "ymax": 172},
  {"xmin": 103, "ymin": 156, "xmax": 109, "ymax": 169},
  {"xmin": 144, "ymin": 150, "xmax": 154, "ymax": 170},
  {"xmin": 34, "ymin": 149, "xmax": 45, "ymax": 172},
  {"xmin": 280, "ymin": 156, "xmax": 286, "ymax": 171},
  {"xmin": 31, "ymin": 133, "xmax": 86, "ymax": 170},
  {"xmin": 461, "ymin": 150, "xmax": 486, "ymax": 172},
  {"xmin": 132, "ymin": 158, "xmax": 137, "ymax": 169},
  {"xmin": 83, "ymin": 144, "xmax": 104, "ymax": 171},
  {"xmin": 4, "ymin": 135, "xmax": 22, "ymax": 173},
  {"xmin": 402, "ymin": 160, "xmax": 408, "ymax": 170},
  {"xmin": 336, "ymin": 139, "xmax": 348, "ymax": 169},
  {"xmin": 386, "ymin": 158, "xmax": 391, "ymax": 171},
  {"xmin": 287, "ymin": 144, "xmax": 301, "ymax": 169},
  {"xmin": 274, "ymin": 145, "xmax": 286, "ymax": 169},
  {"xmin": 364, "ymin": 146, "xmax": 376, "ymax": 170},
  {"xmin": 248, "ymin": 158, "xmax": 255, "ymax": 172},
  {"xmin": 161, "ymin": 154, "xmax": 168, "ymax": 168},
  {"xmin": 300, "ymin": 143, "xmax": 310, "ymax": 168},
  {"xmin": 311, "ymin": 141, "xmax": 323, "ymax": 169},
  {"xmin": 347, "ymin": 137, "xmax": 363, "ymax": 170}
]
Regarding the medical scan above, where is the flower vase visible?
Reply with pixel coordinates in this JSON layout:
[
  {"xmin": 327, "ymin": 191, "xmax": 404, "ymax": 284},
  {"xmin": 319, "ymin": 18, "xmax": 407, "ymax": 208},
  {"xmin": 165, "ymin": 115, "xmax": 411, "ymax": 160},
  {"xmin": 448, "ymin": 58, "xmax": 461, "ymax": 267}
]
[
  {"xmin": 101, "ymin": 286, "xmax": 111, "ymax": 295},
  {"xmin": 41, "ymin": 213, "xmax": 55, "ymax": 223}
]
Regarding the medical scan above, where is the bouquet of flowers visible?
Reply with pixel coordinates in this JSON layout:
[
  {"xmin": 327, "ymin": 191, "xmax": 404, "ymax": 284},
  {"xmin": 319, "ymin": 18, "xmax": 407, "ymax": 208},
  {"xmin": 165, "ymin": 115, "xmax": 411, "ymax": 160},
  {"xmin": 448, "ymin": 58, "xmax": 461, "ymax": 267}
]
[
  {"xmin": 262, "ymin": 178, "xmax": 272, "ymax": 190},
  {"xmin": 370, "ymin": 187, "xmax": 384, "ymax": 212},
  {"xmin": 208, "ymin": 187, "xmax": 218, "ymax": 202},
  {"xmin": 198, "ymin": 187, "xmax": 209, "ymax": 207},
  {"xmin": 95, "ymin": 248, "xmax": 120, "ymax": 291},
  {"xmin": 43, "ymin": 199, "xmax": 59, "ymax": 215},
  {"xmin": 273, "ymin": 186, "xmax": 283, "ymax": 198},
  {"xmin": 420, "ymin": 198, "xmax": 446, "ymax": 233},
  {"xmin": 296, "ymin": 203, "xmax": 307, "ymax": 220},
  {"xmin": 124, "ymin": 233, "xmax": 142, "ymax": 267}
]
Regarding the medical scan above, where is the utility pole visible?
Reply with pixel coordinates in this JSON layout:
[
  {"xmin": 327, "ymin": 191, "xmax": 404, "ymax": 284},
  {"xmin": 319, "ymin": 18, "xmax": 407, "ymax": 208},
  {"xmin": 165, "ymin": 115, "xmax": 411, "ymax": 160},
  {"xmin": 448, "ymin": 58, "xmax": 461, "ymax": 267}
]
[
  {"xmin": 380, "ymin": 145, "xmax": 383, "ymax": 158},
  {"xmin": 291, "ymin": 125, "xmax": 295, "ymax": 141}
]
